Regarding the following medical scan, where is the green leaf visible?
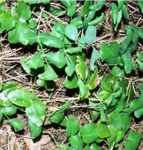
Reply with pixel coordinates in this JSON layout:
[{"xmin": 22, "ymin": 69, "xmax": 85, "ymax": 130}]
[
  {"xmin": 8, "ymin": 23, "xmax": 36, "ymax": 45},
  {"xmin": 70, "ymin": 17, "xmax": 83, "ymax": 28},
  {"xmin": 46, "ymin": 50, "xmax": 66, "ymax": 69},
  {"xmin": 2, "ymin": 106, "xmax": 17, "ymax": 116},
  {"xmin": 77, "ymin": 79, "xmax": 90, "ymax": 99},
  {"xmin": 87, "ymin": 70, "xmax": 98, "ymax": 90},
  {"xmin": 111, "ymin": 66, "xmax": 124, "ymax": 78},
  {"xmin": 122, "ymin": 51, "xmax": 133, "ymax": 74},
  {"xmin": 65, "ymin": 24, "xmax": 78, "ymax": 41},
  {"xmin": 90, "ymin": 48, "xmax": 100, "ymax": 71},
  {"xmin": 26, "ymin": 101, "xmax": 45, "ymax": 127},
  {"xmin": 64, "ymin": 76, "xmax": 78, "ymax": 89},
  {"xmin": 60, "ymin": 0, "xmax": 76, "ymax": 17},
  {"xmin": 134, "ymin": 108, "xmax": 143, "ymax": 118},
  {"xmin": 100, "ymin": 42, "xmax": 120, "ymax": 65},
  {"xmin": 21, "ymin": 52, "xmax": 44, "ymax": 75},
  {"xmin": 7, "ymin": 89, "xmax": 34, "ymax": 107},
  {"xmin": 76, "ymin": 57, "xmax": 88, "ymax": 81},
  {"xmin": 91, "ymin": 0, "xmax": 105, "ymax": 12},
  {"xmin": 69, "ymin": 135, "xmax": 83, "ymax": 150},
  {"xmin": 9, "ymin": 118, "xmax": 24, "ymax": 132},
  {"xmin": 49, "ymin": 111, "xmax": 65, "ymax": 124},
  {"xmin": 49, "ymin": 102, "xmax": 70, "ymax": 124},
  {"xmin": 109, "ymin": 112, "xmax": 131, "ymax": 132},
  {"xmin": 19, "ymin": 0, "xmax": 50, "ymax": 4},
  {"xmin": 38, "ymin": 32, "xmax": 64, "ymax": 48},
  {"xmin": 84, "ymin": 26, "xmax": 96, "ymax": 44},
  {"xmin": 65, "ymin": 55, "xmax": 76, "ymax": 76},
  {"xmin": 16, "ymin": 2, "xmax": 31, "ymax": 21},
  {"xmin": 28, "ymin": 120, "xmax": 42, "ymax": 139},
  {"xmin": 66, "ymin": 115, "xmax": 80, "ymax": 137},
  {"xmin": 95, "ymin": 123, "xmax": 110, "ymax": 138},
  {"xmin": 38, "ymin": 64, "xmax": 58, "ymax": 81},
  {"xmin": 65, "ymin": 47, "xmax": 82, "ymax": 54},
  {"xmin": 111, "ymin": 3, "xmax": 118, "ymax": 25},
  {"xmin": 80, "ymin": 123, "xmax": 97, "ymax": 144},
  {"xmin": 88, "ymin": 13, "xmax": 105, "ymax": 26},
  {"xmin": 0, "ymin": 11, "xmax": 16, "ymax": 31},
  {"xmin": 124, "ymin": 131, "xmax": 142, "ymax": 150},
  {"xmin": 80, "ymin": 0, "xmax": 90, "ymax": 17},
  {"xmin": 127, "ymin": 99, "xmax": 143, "ymax": 113},
  {"xmin": 53, "ymin": 22, "xmax": 65, "ymax": 35}
]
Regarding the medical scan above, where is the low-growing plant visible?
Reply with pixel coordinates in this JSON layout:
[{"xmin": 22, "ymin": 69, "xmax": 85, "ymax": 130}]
[{"xmin": 1, "ymin": 1, "xmax": 143, "ymax": 149}]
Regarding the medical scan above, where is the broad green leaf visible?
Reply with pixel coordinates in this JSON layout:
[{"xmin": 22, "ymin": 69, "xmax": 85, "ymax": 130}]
[
  {"xmin": 38, "ymin": 32, "xmax": 64, "ymax": 48},
  {"xmin": 9, "ymin": 118, "xmax": 24, "ymax": 132},
  {"xmin": 16, "ymin": 2, "xmax": 31, "ymax": 21},
  {"xmin": 134, "ymin": 107, "xmax": 143, "ymax": 118},
  {"xmin": 108, "ymin": 126, "xmax": 124, "ymax": 146},
  {"xmin": 49, "ymin": 111, "xmax": 65, "ymax": 124},
  {"xmin": 26, "ymin": 101, "xmax": 45, "ymax": 127},
  {"xmin": 111, "ymin": 3, "xmax": 118, "ymax": 25},
  {"xmin": 0, "ymin": 11, "xmax": 16, "ymax": 31},
  {"xmin": 65, "ymin": 47, "xmax": 82, "ymax": 54},
  {"xmin": 65, "ymin": 24, "xmax": 78, "ymax": 41},
  {"xmin": 127, "ymin": 99, "xmax": 143, "ymax": 113},
  {"xmin": 80, "ymin": 123, "xmax": 97, "ymax": 144},
  {"xmin": 28, "ymin": 18, "xmax": 37, "ymax": 29},
  {"xmin": 21, "ymin": 52, "xmax": 44, "ymax": 75},
  {"xmin": 87, "ymin": 70, "xmax": 98, "ymax": 90},
  {"xmin": 109, "ymin": 112, "xmax": 131, "ymax": 132},
  {"xmin": 53, "ymin": 22, "xmax": 65, "ymax": 35},
  {"xmin": 46, "ymin": 50, "xmax": 66, "ymax": 69},
  {"xmin": 64, "ymin": 76, "xmax": 78, "ymax": 89},
  {"xmin": 115, "ymin": 10, "xmax": 122, "ymax": 31},
  {"xmin": 90, "ymin": 48, "xmax": 100, "ymax": 71},
  {"xmin": 100, "ymin": 42, "xmax": 120, "ymax": 64},
  {"xmin": 2, "ymin": 106, "xmax": 17, "ymax": 116},
  {"xmin": 7, "ymin": 89, "xmax": 34, "ymax": 107},
  {"xmin": 121, "ymin": 3, "xmax": 129, "ymax": 20},
  {"xmin": 84, "ymin": 26, "xmax": 96, "ymax": 44},
  {"xmin": 60, "ymin": 0, "xmax": 76, "ymax": 17},
  {"xmin": 38, "ymin": 64, "xmax": 58, "ymax": 81},
  {"xmin": 124, "ymin": 131, "xmax": 142, "ymax": 150},
  {"xmin": 28, "ymin": 120, "xmax": 42, "ymax": 139},
  {"xmin": 1, "ymin": 81, "xmax": 18, "ymax": 91},
  {"xmin": 80, "ymin": 0, "xmax": 90, "ymax": 17},
  {"xmin": 49, "ymin": 102, "xmax": 70, "ymax": 124},
  {"xmin": 100, "ymin": 74, "xmax": 116, "ymax": 92},
  {"xmin": 77, "ymin": 79, "xmax": 90, "ymax": 99},
  {"xmin": 88, "ymin": 13, "xmax": 105, "ymax": 26},
  {"xmin": 122, "ymin": 51, "xmax": 133, "ymax": 74},
  {"xmin": 66, "ymin": 115, "xmax": 80, "ymax": 137},
  {"xmin": 111, "ymin": 66, "xmax": 124, "ymax": 78},
  {"xmin": 76, "ymin": 57, "xmax": 88, "ymax": 81},
  {"xmin": 70, "ymin": 17, "xmax": 83, "ymax": 28},
  {"xmin": 95, "ymin": 123, "xmax": 110, "ymax": 138},
  {"xmin": 91, "ymin": 0, "xmax": 105, "ymax": 12},
  {"xmin": 8, "ymin": 23, "xmax": 36, "ymax": 45},
  {"xmin": 69, "ymin": 135, "xmax": 83, "ymax": 150},
  {"xmin": 65, "ymin": 55, "xmax": 76, "ymax": 76}
]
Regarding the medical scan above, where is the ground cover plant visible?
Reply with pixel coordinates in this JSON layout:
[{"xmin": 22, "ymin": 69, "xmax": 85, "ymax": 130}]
[{"xmin": 1, "ymin": 0, "xmax": 143, "ymax": 149}]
